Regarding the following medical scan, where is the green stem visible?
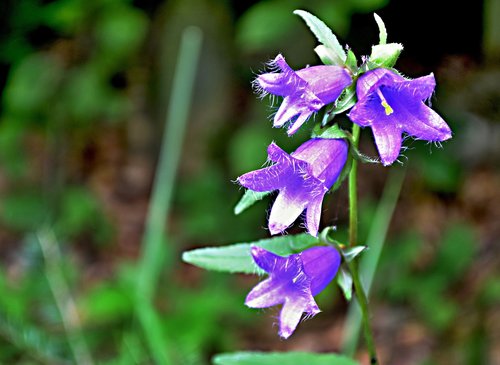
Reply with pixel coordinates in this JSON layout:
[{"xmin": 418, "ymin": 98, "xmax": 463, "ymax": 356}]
[
  {"xmin": 348, "ymin": 124, "xmax": 360, "ymax": 247},
  {"xmin": 346, "ymin": 260, "xmax": 377, "ymax": 364},
  {"xmin": 347, "ymin": 123, "xmax": 379, "ymax": 364}
]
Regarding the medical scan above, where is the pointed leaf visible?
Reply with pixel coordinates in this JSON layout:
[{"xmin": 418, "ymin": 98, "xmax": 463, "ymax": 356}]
[
  {"xmin": 234, "ymin": 190, "xmax": 269, "ymax": 215},
  {"xmin": 213, "ymin": 351, "xmax": 359, "ymax": 365},
  {"xmin": 182, "ymin": 234, "xmax": 319, "ymax": 274},
  {"xmin": 294, "ymin": 10, "xmax": 346, "ymax": 65},
  {"xmin": 373, "ymin": 13, "xmax": 387, "ymax": 45},
  {"xmin": 314, "ymin": 45, "xmax": 337, "ymax": 65},
  {"xmin": 337, "ymin": 268, "xmax": 353, "ymax": 301},
  {"xmin": 342, "ymin": 246, "xmax": 368, "ymax": 262}
]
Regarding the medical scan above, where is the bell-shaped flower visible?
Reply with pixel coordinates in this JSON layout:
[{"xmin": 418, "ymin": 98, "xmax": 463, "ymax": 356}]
[
  {"xmin": 348, "ymin": 68, "xmax": 452, "ymax": 166},
  {"xmin": 237, "ymin": 138, "xmax": 348, "ymax": 237},
  {"xmin": 256, "ymin": 54, "xmax": 352, "ymax": 135},
  {"xmin": 246, "ymin": 245, "xmax": 341, "ymax": 339}
]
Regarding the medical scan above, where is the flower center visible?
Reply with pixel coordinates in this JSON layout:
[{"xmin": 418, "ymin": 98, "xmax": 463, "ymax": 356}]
[{"xmin": 376, "ymin": 89, "xmax": 394, "ymax": 115}]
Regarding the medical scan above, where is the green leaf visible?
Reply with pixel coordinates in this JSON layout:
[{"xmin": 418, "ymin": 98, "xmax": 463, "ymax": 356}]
[
  {"xmin": 331, "ymin": 86, "xmax": 357, "ymax": 116},
  {"xmin": 314, "ymin": 45, "xmax": 338, "ymax": 65},
  {"xmin": 313, "ymin": 124, "xmax": 349, "ymax": 140},
  {"xmin": 234, "ymin": 190, "xmax": 269, "ymax": 215},
  {"xmin": 373, "ymin": 13, "xmax": 387, "ymax": 45},
  {"xmin": 182, "ymin": 234, "xmax": 319, "ymax": 274},
  {"xmin": 213, "ymin": 351, "xmax": 359, "ymax": 365},
  {"xmin": 337, "ymin": 268, "xmax": 353, "ymax": 301},
  {"xmin": 369, "ymin": 43, "xmax": 403, "ymax": 68},
  {"xmin": 345, "ymin": 49, "xmax": 358, "ymax": 73},
  {"xmin": 342, "ymin": 246, "xmax": 368, "ymax": 262},
  {"xmin": 294, "ymin": 10, "xmax": 346, "ymax": 65}
]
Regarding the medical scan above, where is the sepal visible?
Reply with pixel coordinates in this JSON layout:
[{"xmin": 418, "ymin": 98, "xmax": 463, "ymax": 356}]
[
  {"xmin": 369, "ymin": 43, "xmax": 403, "ymax": 68},
  {"xmin": 337, "ymin": 267, "xmax": 353, "ymax": 301}
]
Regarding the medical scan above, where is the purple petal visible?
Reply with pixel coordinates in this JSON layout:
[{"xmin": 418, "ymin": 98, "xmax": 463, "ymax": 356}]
[
  {"xmin": 395, "ymin": 74, "xmax": 436, "ymax": 101},
  {"xmin": 296, "ymin": 65, "xmax": 352, "ymax": 104},
  {"xmin": 305, "ymin": 196, "xmax": 323, "ymax": 237},
  {"xmin": 402, "ymin": 105, "xmax": 452, "ymax": 141},
  {"xmin": 245, "ymin": 277, "xmax": 286, "ymax": 308},
  {"xmin": 286, "ymin": 111, "xmax": 315, "ymax": 135},
  {"xmin": 267, "ymin": 142, "xmax": 289, "ymax": 163},
  {"xmin": 279, "ymin": 295, "xmax": 319, "ymax": 339},
  {"xmin": 301, "ymin": 246, "xmax": 341, "ymax": 295},
  {"xmin": 237, "ymin": 164, "xmax": 285, "ymax": 192},
  {"xmin": 356, "ymin": 68, "xmax": 403, "ymax": 100},
  {"xmin": 257, "ymin": 55, "xmax": 307, "ymax": 97},
  {"xmin": 371, "ymin": 122, "xmax": 403, "ymax": 166},
  {"xmin": 268, "ymin": 189, "xmax": 308, "ymax": 234},
  {"xmin": 273, "ymin": 93, "xmax": 322, "ymax": 128},
  {"xmin": 250, "ymin": 245, "xmax": 287, "ymax": 273},
  {"xmin": 292, "ymin": 138, "xmax": 348, "ymax": 187}
]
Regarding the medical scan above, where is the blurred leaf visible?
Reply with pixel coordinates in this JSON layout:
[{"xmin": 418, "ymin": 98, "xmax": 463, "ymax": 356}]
[
  {"xmin": 234, "ymin": 190, "xmax": 269, "ymax": 215},
  {"xmin": 55, "ymin": 187, "xmax": 112, "ymax": 244},
  {"xmin": 294, "ymin": 10, "xmax": 346, "ymax": 64},
  {"xmin": 213, "ymin": 351, "xmax": 359, "ymax": 365},
  {"xmin": 435, "ymin": 223, "xmax": 476, "ymax": 280},
  {"xmin": 42, "ymin": 0, "xmax": 86, "ymax": 34},
  {"xmin": 3, "ymin": 53, "xmax": 63, "ymax": 117},
  {"xmin": 0, "ymin": 120, "xmax": 28, "ymax": 177},
  {"xmin": 80, "ymin": 284, "xmax": 133, "ymax": 323},
  {"xmin": 182, "ymin": 234, "xmax": 319, "ymax": 274},
  {"xmin": 0, "ymin": 190, "xmax": 46, "ymax": 231},
  {"xmin": 94, "ymin": 4, "xmax": 148, "ymax": 59},
  {"xmin": 236, "ymin": 1, "xmax": 296, "ymax": 52},
  {"xmin": 416, "ymin": 150, "xmax": 462, "ymax": 192}
]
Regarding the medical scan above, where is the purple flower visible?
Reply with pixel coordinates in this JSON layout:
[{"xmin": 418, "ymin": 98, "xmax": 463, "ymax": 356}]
[
  {"xmin": 246, "ymin": 245, "xmax": 341, "ymax": 339},
  {"xmin": 237, "ymin": 138, "xmax": 348, "ymax": 237},
  {"xmin": 256, "ymin": 54, "xmax": 352, "ymax": 135},
  {"xmin": 348, "ymin": 68, "xmax": 452, "ymax": 166}
]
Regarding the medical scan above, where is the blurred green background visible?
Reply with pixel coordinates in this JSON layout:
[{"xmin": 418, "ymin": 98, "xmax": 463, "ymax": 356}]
[{"xmin": 0, "ymin": 0, "xmax": 499, "ymax": 364}]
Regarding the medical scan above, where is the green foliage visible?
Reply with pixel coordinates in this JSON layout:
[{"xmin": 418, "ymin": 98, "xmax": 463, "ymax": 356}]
[
  {"xmin": 378, "ymin": 223, "xmax": 477, "ymax": 331},
  {"xmin": 294, "ymin": 10, "xmax": 346, "ymax": 65},
  {"xmin": 213, "ymin": 351, "xmax": 359, "ymax": 365},
  {"xmin": 182, "ymin": 234, "xmax": 319, "ymax": 274},
  {"xmin": 234, "ymin": 190, "xmax": 270, "ymax": 215}
]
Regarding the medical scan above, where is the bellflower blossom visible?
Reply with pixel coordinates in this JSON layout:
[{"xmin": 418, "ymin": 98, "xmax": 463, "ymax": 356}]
[
  {"xmin": 246, "ymin": 245, "xmax": 341, "ymax": 339},
  {"xmin": 348, "ymin": 68, "xmax": 452, "ymax": 166},
  {"xmin": 256, "ymin": 54, "xmax": 352, "ymax": 135},
  {"xmin": 237, "ymin": 138, "xmax": 348, "ymax": 237}
]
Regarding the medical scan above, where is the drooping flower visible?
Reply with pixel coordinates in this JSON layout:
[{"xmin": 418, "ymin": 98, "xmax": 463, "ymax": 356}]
[
  {"xmin": 237, "ymin": 138, "xmax": 348, "ymax": 237},
  {"xmin": 256, "ymin": 54, "xmax": 352, "ymax": 135},
  {"xmin": 246, "ymin": 245, "xmax": 341, "ymax": 339},
  {"xmin": 348, "ymin": 68, "xmax": 452, "ymax": 166}
]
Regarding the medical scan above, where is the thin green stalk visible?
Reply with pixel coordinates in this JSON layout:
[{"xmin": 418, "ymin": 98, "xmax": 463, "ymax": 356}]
[
  {"xmin": 345, "ymin": 260, "xmax": 377, "ymax": 363},
  {"xmin": 36, "ymin": 229, "xmax": 94, "ymax": 365},
  {"xmin": 342, "ymin": 168, "xmax": 405, "ymax": 359},
  {"xmin": 348, "ymin": 124, "xmax": 360, "ymax": 247},
  {"xmin": 346, "ymin": 123, "xmax": 379, "ymax": 364},
  {"xmin": 135, "ymin": 26, "xmax": 203, "ymax": 364}
]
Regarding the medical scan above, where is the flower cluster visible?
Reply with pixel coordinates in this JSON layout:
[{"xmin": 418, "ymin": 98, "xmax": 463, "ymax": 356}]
[{"xmin": 236, "ymin": 11, "xmax": 452, "ymax": 339}]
